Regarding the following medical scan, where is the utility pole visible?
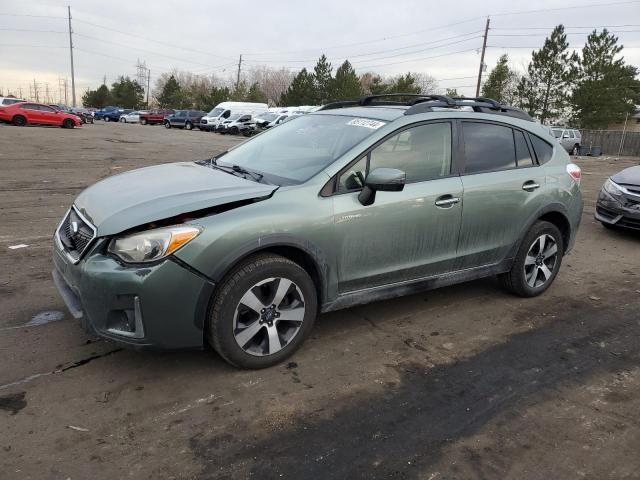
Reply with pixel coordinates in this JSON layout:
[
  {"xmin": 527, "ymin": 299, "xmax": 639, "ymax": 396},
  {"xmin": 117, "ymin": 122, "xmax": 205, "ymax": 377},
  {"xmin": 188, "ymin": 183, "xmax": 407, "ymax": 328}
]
[
  {"xmin": 236, "ymin": 54, "xmax": 242, "ymax": 90},
  {"xmin": 146, "ymin": 69, "xmax": 151, "ymax": 108},
  {"xmin": 33, "ymin": 79, "xmax": 39, "ymax": 102},
  {"xmin": 475, "ymin": 16, "xmax": 490, "ymax": 97},
  {"xmin": 67, "ymin": 6, "xmax": 76, "ymax": 107}
]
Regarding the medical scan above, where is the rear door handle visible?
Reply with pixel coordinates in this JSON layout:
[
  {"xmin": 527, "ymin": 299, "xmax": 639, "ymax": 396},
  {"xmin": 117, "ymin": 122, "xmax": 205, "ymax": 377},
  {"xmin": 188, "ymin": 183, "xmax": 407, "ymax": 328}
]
[
  {"xmin": 435, "ymin": 195, "xmax": 460, "ymax": 207},
  {"xmin": 522, "ymin": 181, "xmax": 540, "ymax": 192}
]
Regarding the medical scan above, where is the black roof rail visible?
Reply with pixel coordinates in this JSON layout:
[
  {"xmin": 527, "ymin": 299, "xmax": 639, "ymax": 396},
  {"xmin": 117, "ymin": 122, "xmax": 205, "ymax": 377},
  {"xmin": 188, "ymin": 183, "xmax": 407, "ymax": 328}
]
[
  {"xmin": 404, "ymin": 96, "xmax": 534, "ymax": 122},
  {"xmin": 317, "ymin": 93, "xmax": 533, "ymax": 122}
]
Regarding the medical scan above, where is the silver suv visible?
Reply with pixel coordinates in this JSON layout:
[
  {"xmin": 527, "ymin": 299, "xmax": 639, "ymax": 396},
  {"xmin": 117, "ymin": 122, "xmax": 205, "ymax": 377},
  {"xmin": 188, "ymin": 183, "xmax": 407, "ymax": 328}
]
[{"xmin": 551, "ymin": 127, "xmax": 582, "ymax": 155}]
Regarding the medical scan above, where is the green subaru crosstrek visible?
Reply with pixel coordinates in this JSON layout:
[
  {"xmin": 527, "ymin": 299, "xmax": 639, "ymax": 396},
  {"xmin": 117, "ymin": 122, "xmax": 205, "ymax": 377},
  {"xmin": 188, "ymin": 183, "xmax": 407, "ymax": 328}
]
[{"xmin": 52, "ymin": 94, "xmax": 583, "ymax": 368}]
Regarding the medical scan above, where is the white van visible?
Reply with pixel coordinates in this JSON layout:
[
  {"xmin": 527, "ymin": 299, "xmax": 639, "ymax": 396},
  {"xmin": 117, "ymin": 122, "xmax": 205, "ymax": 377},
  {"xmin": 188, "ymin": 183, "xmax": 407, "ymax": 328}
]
[{"xmin": 200, "ymin": 102, "xmax": 268, "ymax": 131}]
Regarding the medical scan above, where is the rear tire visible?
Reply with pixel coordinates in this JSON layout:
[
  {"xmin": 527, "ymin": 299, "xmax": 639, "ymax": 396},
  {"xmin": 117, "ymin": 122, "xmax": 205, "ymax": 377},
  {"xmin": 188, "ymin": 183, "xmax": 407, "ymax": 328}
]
[
  {"xmin": 140, "ymin": 118, "xmax": 147, "ymax": 125},
  {"xmin": 571, "ymin": 144, "xmax": 580, "ymax": 155},
  {"xmin": 12, "ymin": 115, "xmax": 26, "ymax": 127},
  {"xmin": 104, "ymin": 116, "xmax": 110, "ymax": 122},
  {"xmin": 120, "ymin": 117, "xmax": 126, "ymax": 123},
  {"xmin": 207, "ymin": 254, "xmax": 318, "ymax": 369},
  {"xmin": 185, "ymin": 121, "xmax": 193, "ymax": 130},
  {"xmin": 62, "ymin": 118, "xmax": 75, "ymax": 129},
  {"xmin": 499, "ymin": 221, "xmax": 564, "ymax": 297}
]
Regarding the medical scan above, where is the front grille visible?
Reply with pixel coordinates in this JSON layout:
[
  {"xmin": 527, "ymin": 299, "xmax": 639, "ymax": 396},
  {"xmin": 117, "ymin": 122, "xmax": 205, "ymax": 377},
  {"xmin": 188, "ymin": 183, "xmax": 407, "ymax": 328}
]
[
  {"xmin": 57, "ymin": 207, "xmax": 96, "ymax": 262},
  {"xmin": 596, "ymin": 205, "xmax": 618, "ymax": 220},
  {"xmin": 200, "ymin": 119, "xmax": 207, "ymax": 124},
  {"xmin": 618, "ymin": 216, "xmax": 640, "ymax": 230}
]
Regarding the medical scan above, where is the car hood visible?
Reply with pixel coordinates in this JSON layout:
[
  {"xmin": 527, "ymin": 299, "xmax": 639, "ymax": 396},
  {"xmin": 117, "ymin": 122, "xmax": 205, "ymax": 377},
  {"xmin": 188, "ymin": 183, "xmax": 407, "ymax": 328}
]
[
  {"xmin": 74, "ymin": 162, "xmax": 277, "ymax": 236},
  {"xmin": 611, "ymin": 165, "xmax": 640, "ymax": 186}
]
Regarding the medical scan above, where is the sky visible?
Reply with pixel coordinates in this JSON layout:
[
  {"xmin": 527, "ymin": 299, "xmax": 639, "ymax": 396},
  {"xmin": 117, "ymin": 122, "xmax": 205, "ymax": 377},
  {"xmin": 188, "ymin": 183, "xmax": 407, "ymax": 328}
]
[{"xmin": 0, "ymin": 0, "xmax": 639, "ymax": 104}]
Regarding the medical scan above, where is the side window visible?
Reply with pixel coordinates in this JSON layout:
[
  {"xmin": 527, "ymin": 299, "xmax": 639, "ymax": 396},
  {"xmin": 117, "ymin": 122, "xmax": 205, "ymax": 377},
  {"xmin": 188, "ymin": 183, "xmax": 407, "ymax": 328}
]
[
  {"xmin": 369, "ymin": 122, "xmax": 452, "ymax": 183},
  {"xmin": 514, "ymin": 130, "xmax": 534, "ymax": 167},
  {"xmin": 574, "ymin": 130, "xmax": 581, "ymax": 139},
  {"xmin": 22, "ymin": 103, "xmax": 39, "ymax": 110},
  {"xmin": 338, "ymin": 156, "xmax": 367, "ymax": 192},
  {"xmin": 529, "ymin": 134, "xmax": 554, "ymax": 164},
  {"xmin": 463, "ymin": 122, "xmax": 516, "ymax": 173},
  {"xmin": 568, "ymin": 130, "xmax": 575, "ymax": 139},
  {"xmin": 222, "ymin": 110, "xmax": 231, "ymax": 118},
  {"xmin": 40, "ymin": 105, "xmax": 56, "ymax": 113}
]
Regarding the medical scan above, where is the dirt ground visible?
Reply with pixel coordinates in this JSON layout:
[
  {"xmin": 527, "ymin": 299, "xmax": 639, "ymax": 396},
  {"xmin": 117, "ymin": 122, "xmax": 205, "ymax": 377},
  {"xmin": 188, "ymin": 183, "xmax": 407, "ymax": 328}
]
[{"xmin": 1, "ymin": 121, "xmax": 639, "ymax": 480}]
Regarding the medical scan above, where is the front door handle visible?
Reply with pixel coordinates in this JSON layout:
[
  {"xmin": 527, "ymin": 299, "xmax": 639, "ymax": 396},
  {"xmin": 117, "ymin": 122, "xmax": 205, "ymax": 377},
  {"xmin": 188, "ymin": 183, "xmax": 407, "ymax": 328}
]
[
  {"xmin": 522, "ymin": 181, "xmax": 540, "ymax": 192},
  {"xmin": 435, "ymin": 195, "xmax": 460, "ymax": 208}
]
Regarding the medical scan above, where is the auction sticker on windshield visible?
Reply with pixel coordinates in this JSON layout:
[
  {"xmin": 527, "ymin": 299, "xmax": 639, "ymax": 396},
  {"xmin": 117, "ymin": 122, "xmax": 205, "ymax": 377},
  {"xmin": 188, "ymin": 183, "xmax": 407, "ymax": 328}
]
[{"xmin": 347, "ymin": 118, "xmax": 386, "ymax": 129}]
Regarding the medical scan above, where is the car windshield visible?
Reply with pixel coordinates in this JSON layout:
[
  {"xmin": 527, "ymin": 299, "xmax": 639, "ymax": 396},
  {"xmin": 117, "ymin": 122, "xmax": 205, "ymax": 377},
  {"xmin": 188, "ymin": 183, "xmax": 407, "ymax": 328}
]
[
  {"xmin": 208, "ymin": 107, "xmax": 224, "ymax": 117},
  {"xmin": 215, "ymin": 114, "xmax": 386, "ymax": 185},
  {"xmin": 258, "ymin": 113, "xmax": 279, "ymax": 122},
  {"xmin": 552, "ymin": 129, "xmax": 562, "ymax": 138}
]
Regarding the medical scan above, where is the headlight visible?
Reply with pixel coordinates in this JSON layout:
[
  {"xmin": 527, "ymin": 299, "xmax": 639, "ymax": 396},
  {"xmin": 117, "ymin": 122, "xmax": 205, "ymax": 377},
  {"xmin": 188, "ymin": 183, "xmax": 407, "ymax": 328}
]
[
  {"xmin": 108, "ymin": 225, "xmax": 201, "ymax": 263},
  {"xmin": 603, "ymin": 178, "xmax": 623, "ymax": 198}
]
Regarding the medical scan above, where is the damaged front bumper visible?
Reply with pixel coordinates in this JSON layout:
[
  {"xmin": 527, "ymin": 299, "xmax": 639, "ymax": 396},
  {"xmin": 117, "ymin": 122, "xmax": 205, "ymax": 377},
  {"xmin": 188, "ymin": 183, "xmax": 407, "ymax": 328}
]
[
  {"xmin": 595, "ymin": 189, "xmax": 640, "ymax": 230},
  {"xmin": 52, "ymin": 241, "xmax": 214, "ymax": 349}
]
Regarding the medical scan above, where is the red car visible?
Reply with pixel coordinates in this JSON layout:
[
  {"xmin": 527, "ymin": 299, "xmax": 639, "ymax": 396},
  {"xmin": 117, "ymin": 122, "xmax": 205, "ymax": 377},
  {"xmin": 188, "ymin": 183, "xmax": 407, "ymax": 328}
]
[
  {"xmin": 139, "ymin": 108, "xmax": 174, "ymax": 125},
  {"xmin": 0, "ymin": 101, "xmax": 81, "ymax": 128}
]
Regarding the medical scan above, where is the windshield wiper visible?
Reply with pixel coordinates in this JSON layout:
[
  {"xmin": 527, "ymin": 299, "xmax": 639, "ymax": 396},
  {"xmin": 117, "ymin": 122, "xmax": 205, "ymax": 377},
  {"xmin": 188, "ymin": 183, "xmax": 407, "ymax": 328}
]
[
  {"xmin": 229, "ymin": 164, "xmax": 264, "ymax": 183},
  {"xmin": 208, "ymin": 158, "xmax": 265, "ymax": 183}
]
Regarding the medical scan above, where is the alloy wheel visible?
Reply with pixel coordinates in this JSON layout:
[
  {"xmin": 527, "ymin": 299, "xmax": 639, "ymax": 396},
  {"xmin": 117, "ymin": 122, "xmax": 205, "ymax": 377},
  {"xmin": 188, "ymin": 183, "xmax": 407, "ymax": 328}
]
[
  {"xmin": 524, "ymin": 234, "xmax": 558, "ymax": 288},
  {"xmin": 233, "ymin": 277, "xmax": 306, "ymax": 356}
]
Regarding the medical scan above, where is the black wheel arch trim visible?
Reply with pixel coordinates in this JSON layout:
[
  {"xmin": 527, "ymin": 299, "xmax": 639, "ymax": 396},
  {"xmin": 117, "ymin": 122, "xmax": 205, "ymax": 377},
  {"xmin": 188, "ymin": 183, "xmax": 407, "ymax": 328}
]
[
  {"xmin": 507, "ymin": 202, "xmax": 572, "ymax": 260},
  {"xmin": 207, "ymin": 234, "xmax": 330, "ymax": 304}
]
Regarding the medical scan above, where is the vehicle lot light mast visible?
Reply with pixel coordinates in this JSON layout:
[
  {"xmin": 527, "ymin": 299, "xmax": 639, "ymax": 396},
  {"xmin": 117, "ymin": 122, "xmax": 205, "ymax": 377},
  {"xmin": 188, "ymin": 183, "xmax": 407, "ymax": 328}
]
[
  {"xmin": 67, "ymin": 6, "xmax": 77, "ymax": 107},
  {"xmin": 475, "ymin": 16, "xmax": 490, "ymax": 97},
  {"xmin": 236, "ymin": 54, "xmax": 242, "ymax": 90}
]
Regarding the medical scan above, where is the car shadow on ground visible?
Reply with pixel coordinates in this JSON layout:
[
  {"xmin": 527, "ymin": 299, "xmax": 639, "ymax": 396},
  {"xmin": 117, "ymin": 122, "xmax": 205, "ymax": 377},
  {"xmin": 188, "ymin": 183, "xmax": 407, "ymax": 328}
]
[{"xmin": 187, "ymin": 300, "xmax": 640, "ymax": 479}]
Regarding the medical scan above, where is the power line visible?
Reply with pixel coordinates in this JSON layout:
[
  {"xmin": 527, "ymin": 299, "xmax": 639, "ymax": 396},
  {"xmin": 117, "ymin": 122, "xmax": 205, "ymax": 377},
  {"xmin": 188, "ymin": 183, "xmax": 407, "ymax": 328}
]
[
  {"xmin": 0, "ymin": 28, "xmax": 67, "ymax": 33},
  {"xmin": 243, "ymin": 31, "xmax": 484, "ymax": 65},
  {"xmin": 73, "ymin": 32, "xmax": 235, "ymax": 71},
  {"xmin": 72, "ymin": 17, "xmax": 235, "ymax": 61},
  {"xmin": 489, "ymin": 0, "xmax": 640, "ymax": 17},
  {"xmin": 0, "ymin": 13, "xmax": 66, "ymax": 19},
  {"xmin": 242, "ymin": 18, "xmax": 484, "ymax": 56},
  {"xmin": 492, "ymin": 24, "xmax": 640, "ymax": 30},
  {"xmin": 355, "ymin": 48, "xmax": 479, "ymax": 70},
  {"xmin": 492, "ymin": 30, "xmax": 640, "ymax": 36}
]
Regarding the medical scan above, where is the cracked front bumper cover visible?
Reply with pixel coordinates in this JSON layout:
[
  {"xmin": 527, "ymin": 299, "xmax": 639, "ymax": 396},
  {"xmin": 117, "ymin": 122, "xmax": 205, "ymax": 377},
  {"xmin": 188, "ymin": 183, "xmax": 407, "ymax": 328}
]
[{"xmin": 52, "ymin": 245, "xmax": 214, "ymax": 349}]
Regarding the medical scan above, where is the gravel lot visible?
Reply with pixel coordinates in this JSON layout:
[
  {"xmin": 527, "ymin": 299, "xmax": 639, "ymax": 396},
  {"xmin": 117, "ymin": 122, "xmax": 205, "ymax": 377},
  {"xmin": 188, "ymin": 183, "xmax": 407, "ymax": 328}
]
[{"xmin": 1, "ymin": 122, "xmax": 639, "ymax": 480}]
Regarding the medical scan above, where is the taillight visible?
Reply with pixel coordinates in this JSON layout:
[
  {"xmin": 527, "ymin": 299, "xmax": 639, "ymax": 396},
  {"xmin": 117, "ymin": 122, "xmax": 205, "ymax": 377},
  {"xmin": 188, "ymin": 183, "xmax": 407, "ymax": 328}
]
[{"xmin": 566, "ymin": 163, "xmax": 581, "ymax": 186}]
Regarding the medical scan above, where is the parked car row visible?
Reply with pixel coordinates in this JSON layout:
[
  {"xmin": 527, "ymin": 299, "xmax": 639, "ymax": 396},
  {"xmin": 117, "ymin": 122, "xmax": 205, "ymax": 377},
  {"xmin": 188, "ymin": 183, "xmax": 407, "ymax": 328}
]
[{"xmin": 0, "ymin": 101, "xmax": 83, "ymax": 128}]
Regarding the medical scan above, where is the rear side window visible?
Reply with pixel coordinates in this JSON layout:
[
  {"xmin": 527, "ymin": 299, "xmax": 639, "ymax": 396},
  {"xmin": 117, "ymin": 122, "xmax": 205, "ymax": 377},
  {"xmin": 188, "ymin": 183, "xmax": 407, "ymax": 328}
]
[
  {"xmin": 514, "ymin": 130, "xmax": 534, "ymax": 167},
  {"xmin": 463, "ymin": 122, "xmax": 516, "ymax": 173},
  {"xmin": 529, "ymin": 135, "xmax": 554, "ymax": 164}
]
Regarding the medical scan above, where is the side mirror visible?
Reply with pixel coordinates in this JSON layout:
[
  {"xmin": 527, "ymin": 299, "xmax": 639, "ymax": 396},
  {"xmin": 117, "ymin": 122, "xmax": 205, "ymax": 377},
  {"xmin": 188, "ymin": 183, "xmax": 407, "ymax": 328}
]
[{"xmin": 358, "ymin": 168, "xmax": 406, "ymax": 206}]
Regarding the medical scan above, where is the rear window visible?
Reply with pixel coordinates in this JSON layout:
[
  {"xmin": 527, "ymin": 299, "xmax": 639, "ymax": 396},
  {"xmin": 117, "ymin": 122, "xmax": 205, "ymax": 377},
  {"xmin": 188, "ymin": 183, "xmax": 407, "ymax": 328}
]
[
  {"xmin": 463, "ymin": 122, "xmax": 516, "ymax": 173},
  {"xmin": 529, "ymin": 134, "xmax": 554, "ymax": 164}
]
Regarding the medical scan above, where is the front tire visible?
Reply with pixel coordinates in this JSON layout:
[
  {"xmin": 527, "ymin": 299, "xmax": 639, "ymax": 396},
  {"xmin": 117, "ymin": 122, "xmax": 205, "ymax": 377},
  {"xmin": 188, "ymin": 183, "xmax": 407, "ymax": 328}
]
[
  {"xmin": 104, "ymin": 116, "xmax": 110, "ymax": 122},
  {"xmin": 208, "ymin": 254, "xmax": 318, "ymax": 369},
  {"xmin": 62, "ymin": 118, "xmax": 75, "ymax": 129},
  {"xmin": 499, "ymin": 221, "xmax": 564, "ymax": 297},
  {"xmin": 185, "ymin": 121, "xmax": 193, "ymax": 130},
  {"xmin": 164, "ymin": 121, "xmax": 171, "ymax": 129},
  {"xmin": 120, "ymin": 117, "xmax": 126, "ymax": 123},
  {"xmin": 571, "ymin": 144, "xmax": 580, "ymax": 155},
  {"xmin": 12, "ymin": 115, "xmax": 26, "ymax": 126},
  {"xmin": 140, "ymin": 118, "xmax": 147, "ymax": 125}
]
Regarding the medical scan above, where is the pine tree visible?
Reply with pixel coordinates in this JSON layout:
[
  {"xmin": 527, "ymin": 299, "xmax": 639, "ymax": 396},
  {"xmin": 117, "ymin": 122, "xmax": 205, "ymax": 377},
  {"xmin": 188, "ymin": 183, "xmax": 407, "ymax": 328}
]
[
  {"xmin": 331, "ymin": 60, "xmax": 362, "ymax": 100},
  {"xmin": 110, "ymin": 76, "xmax": 144, "ymax": 108},
  {"xmin": 82, "ymin": 84, "xmax": 111, "ymax": 108},
  {"xmin": 445, "ymin": 88, "xmax": 460, "ymax": 98},
  {"xmin": 517, "ymin": 25, "xmax": 578, "ymax": 123},
  {"xmin": 246, "ymin": 82, "xmax": 268, "ymax": 103},
  {"xmin": 156, "ymin": 75, "xmax": 183, "ymax": 108},
  {"xmin": 313, "ymin": 54, "xmax": 333, "ymax": 104},
  {"xmin": 386, "ymin": 73, "xmax": 421, "ymax": 94},
  {"xmin": 482, "ymin": 54, "xmax": 518, "ymax": 103},
  {"xmin": 571, "ymin": 29, "xmax": 640, "ymax": 128},
  {"xmin": 280, "ymin": 68, "xmax": 316, "ymax": 105},
  {"xmin": 231, "ymin": 81, "xmax": 249, "ymax": 101}
]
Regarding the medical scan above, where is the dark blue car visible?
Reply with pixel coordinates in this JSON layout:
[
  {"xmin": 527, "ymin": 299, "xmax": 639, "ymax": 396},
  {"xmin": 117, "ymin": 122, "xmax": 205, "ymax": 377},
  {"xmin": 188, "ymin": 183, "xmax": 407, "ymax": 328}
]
[{"xmin": 95, "ymin": 106, "xmax": 125, "ymax": 122}]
